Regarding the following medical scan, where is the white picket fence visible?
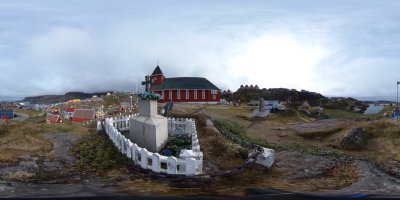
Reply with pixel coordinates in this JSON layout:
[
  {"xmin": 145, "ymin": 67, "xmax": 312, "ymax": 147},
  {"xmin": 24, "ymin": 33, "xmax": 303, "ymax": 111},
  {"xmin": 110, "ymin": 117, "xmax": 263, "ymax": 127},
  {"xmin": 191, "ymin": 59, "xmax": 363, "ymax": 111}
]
[{"xmin": 98, "ymin": 115, "xmax": 203, "ymax": 176}]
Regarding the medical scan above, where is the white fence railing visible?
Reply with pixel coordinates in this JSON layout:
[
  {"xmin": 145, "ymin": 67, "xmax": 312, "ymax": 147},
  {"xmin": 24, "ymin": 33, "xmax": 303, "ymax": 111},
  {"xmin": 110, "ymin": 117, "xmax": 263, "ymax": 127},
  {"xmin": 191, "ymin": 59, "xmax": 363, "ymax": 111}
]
[{"xmin": 99, "ymin": 115, "xmax": 203, "ymax": 176}]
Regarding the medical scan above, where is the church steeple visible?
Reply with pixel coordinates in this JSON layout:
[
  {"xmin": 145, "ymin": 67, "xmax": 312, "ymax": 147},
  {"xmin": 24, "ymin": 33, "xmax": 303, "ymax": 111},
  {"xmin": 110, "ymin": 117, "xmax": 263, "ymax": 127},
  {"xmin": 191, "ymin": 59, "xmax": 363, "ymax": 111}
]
[
  {"xmin": 151, "ymin": 65, "xmax": 163, "ymax": 76},
  {"xmin": 150, "ymin": 65, "xmax": 166, "ymax": 91}
]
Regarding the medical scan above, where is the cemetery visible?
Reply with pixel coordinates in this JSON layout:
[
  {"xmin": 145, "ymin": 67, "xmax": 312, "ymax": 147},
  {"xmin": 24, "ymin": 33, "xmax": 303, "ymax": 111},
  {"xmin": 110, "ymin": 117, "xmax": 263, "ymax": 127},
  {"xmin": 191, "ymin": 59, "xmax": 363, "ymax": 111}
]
[{"xmin": 99, "ymin": 92, "xmax": 204, "ymax": 176}]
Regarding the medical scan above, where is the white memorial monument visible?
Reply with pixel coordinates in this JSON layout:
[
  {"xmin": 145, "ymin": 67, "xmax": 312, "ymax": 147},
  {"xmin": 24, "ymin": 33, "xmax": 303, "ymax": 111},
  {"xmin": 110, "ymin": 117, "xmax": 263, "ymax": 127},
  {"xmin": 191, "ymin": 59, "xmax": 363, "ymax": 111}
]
[{"xmin": 129, "ymin": 98, "xmax": 168, "ymax": 152}]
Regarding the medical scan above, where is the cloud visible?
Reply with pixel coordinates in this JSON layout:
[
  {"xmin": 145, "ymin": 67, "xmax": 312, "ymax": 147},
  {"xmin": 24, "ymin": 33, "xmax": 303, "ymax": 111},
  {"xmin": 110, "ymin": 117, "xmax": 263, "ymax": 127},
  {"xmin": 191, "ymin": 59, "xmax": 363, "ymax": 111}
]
[{"xmin": 1, "ymin": 0, "xmax": 400, "ymax": 99}]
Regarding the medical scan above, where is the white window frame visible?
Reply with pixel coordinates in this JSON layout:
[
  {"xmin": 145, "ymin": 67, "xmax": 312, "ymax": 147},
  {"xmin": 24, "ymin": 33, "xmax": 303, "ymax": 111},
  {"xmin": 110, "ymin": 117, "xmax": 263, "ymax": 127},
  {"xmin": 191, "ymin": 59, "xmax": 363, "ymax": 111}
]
[
  {"xmin": 194, "ymin": 90, "xmax": 197, "ymax": 99},
  {"xmin": 211, "ymin": 90, "xmax": 218, "ymax": 94},
  {"xmin": 186, "ymin": 89, "xmax": 189, "ymax": 99},
  {"xmin": 169, "ymin": 90, "xmax": 172, "ymax": 99},
  {"xmin": 213, "ymin": 95, "xmax": 216, "ymax": 99},
  {"xmin": 177, "ymin": 89, "xmax": 180, "ymax": 99},
  {"xmin": 202, "ymin": 90, "xmax": 205, "ymax": 99}
]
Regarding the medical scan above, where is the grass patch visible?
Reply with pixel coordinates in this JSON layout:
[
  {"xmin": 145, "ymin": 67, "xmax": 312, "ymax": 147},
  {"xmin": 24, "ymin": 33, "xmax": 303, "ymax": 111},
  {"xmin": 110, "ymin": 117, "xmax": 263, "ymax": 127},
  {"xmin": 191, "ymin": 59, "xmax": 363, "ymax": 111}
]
[
  {"xmin": 296, "ymin": 128, "xmax": 343, "ymax": 140},
  {"xmin": 7, "ymin": 171, "xmax": 34, "ymax": 182},
  {"xmin": 213, "ymin": 118, "xmax": 365, "ymax": 162},
  {"xmin": 363, "ymin": 121, "xmax": 400, "ymax": 140},
  {"xmin": 70, "ymin": 133, "xmax": 132, "ymax": 174},
  {"xmin": 16, "ymin": 110, "xmax": 42, "ymax": 117},
  {"xmin": 0, "ymin": 121, "xmax": 53, "ymax": 163},
  {"xmin": 325, "ymin": 109, "xmax": 380, "ymax": 120},
  {"xmin": 256, "ymin": 140, "xmax": 366, "ymax": 162},
  {"xmin": 214, "ymin": 118, "xmax": 247, "ymax": 139}
]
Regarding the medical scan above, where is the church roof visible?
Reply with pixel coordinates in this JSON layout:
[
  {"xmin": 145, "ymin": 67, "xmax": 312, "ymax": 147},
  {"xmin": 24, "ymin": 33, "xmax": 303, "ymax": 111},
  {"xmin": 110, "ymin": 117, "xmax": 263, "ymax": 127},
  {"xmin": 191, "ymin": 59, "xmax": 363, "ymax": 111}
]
[
  {"xmin": 152, "ymin": 77, "xmax": 220, "ymax": 90},
  {"xmin": 151, "ymin": 65, "xmax": 163, "ymax": 76}
]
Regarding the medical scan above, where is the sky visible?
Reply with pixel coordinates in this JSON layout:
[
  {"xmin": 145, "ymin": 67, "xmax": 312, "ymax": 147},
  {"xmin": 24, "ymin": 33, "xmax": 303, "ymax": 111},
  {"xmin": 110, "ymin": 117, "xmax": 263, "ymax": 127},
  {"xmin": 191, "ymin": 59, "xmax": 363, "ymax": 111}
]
[{"xmin": 1, "ymin": 0, "xmax": 400, "ymax": 100}]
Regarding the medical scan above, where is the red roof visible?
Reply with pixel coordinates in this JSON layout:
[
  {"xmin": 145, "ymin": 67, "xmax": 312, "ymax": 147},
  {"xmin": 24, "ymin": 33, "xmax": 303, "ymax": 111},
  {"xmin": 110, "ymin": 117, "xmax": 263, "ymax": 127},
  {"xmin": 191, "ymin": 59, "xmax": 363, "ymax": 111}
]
[
  {"xmin": 65, "ymin": 107, "xmax": 75, "ymax": 112},
  {"xmin": 72, "ymin": 109, "xmax": 95, "ymax": 120},
  {"xmin": 46, "ymin": 114, "xmax": 61, "ymax": 123}
]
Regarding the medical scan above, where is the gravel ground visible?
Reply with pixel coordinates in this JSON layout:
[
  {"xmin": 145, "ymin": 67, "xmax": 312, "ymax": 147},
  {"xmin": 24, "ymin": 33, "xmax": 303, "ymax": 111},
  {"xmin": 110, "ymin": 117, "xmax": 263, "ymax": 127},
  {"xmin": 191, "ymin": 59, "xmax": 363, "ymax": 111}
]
[{"xmin": 335, "ymin": 161, "xmax": 400, "ymax": 195}]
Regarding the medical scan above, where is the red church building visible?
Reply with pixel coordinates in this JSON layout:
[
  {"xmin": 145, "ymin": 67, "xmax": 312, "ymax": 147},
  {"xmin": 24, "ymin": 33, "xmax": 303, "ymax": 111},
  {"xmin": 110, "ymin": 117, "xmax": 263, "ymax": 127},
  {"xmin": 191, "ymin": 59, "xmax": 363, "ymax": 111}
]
[{"xmin": 149, "ymin": 65, "xmax": 221, "ymax": 103}]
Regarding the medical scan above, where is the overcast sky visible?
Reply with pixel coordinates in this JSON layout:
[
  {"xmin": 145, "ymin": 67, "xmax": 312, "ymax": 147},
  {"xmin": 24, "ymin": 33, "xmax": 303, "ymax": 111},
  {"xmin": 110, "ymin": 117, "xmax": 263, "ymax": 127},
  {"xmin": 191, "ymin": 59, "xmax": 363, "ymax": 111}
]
[{"xmin": 1, "ymin": 0, "xmax": 400, "ymax": 99}]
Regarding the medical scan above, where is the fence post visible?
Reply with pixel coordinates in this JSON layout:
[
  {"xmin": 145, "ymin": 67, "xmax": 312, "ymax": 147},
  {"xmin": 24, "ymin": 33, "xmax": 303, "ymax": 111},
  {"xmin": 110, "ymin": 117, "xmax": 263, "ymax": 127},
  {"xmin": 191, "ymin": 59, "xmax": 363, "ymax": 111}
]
[
  {"xmin": 152, "ymin": 153, "xmax": 161, "ymax": 173},
  {"xmin": 140, "ymin": 148, "xmax": 148, "ymax": 169},
  {"xmin": 185, "ymin": 158, "xmax": 196, "ymax": 176},
  {"xmin": 167, "ymin": 157, "xmax": 177, "ymax": 174},
  {"xmin": 97, "ymin": 120, "xmax": 102, "ymax": 131}
]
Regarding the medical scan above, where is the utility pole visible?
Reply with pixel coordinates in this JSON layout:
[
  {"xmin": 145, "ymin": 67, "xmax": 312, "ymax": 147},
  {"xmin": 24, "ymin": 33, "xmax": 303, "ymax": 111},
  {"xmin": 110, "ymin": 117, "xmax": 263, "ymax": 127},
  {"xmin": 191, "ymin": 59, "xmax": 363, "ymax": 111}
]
[{"xmin": 397, "ymin": 81, "xmax": 399, "ymax": 107}]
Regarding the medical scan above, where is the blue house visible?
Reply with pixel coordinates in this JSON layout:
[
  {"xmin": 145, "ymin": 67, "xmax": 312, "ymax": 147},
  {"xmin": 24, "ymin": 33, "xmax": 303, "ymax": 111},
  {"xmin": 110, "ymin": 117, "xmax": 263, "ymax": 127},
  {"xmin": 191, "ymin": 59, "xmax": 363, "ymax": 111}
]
[{"xmin": 0, "ymin": 109, "xmax": 14, "ymax": 119}]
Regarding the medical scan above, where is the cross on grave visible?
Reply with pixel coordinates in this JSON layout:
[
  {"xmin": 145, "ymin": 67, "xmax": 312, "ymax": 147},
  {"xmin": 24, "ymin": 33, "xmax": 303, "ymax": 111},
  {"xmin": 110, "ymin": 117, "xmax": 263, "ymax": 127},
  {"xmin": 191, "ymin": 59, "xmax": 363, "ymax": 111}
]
[{"xmin": 141, "ymin": 75, "xmax": 151, "ymax": 92}]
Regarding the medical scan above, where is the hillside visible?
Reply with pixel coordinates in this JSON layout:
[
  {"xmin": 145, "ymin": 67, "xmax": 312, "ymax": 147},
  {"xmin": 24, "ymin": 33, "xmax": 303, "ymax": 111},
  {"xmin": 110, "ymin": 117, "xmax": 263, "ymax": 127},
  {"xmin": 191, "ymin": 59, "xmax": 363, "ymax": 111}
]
[
  {"xmin": 221, "ymin": 86, "xmax": 369, "ymax": 113},
  {"xmin": 23, "ymin": 92, "xmax": 112, "ymax": 104}
]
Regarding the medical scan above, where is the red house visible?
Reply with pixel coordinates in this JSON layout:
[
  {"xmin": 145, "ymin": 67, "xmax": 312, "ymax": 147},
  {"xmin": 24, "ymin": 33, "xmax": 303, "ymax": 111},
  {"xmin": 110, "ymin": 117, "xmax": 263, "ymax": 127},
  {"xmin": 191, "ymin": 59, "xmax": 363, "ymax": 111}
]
[
  {"xmin": 72, "ymin": 109, "xmax": 96, "ymax": 123},
  {"xmin": 149, "ymin": 65, "xmax": 221, "ymax": 103},
  {"xmin": 46, "ymin": 114, "xmax": 62, "ymax": 124}
]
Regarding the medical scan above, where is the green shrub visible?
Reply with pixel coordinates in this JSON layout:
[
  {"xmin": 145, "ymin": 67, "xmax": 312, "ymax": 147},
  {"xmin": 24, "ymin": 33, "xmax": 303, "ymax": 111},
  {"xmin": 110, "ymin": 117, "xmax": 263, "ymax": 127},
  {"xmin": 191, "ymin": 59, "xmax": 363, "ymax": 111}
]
[
  {"xmin": 164, "ymin": 135, "xmax": 191, "ymax": 156},
  {"xmin": 214, "ymin": 119, "xmax": 247, "ymax": 139}
]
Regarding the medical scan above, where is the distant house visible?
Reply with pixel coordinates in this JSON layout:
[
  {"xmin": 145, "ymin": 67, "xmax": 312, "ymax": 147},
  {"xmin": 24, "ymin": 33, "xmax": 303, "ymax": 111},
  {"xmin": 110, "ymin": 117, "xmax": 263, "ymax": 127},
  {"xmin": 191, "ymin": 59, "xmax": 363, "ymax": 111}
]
[
  {"xmin": 0, "ymin": 109, "xmax": 14, "ymax": 119},
  {"xmin": 95, "ymin": 108, "xmax": 105, "ymax": 118},
  {"xmin": 119, "ymin": 101, "xmax": 130, "ymax": 111},
  {"xmin": 72, "ymin": 109, "xmax": 96, "ymax": 123},
  {"xmin": 46, "ymin": 114, "xmax": 62, "ymax": 124},
  {"xmin": 63, "ymin": 107, "xmax": 75, "ymax": 119},
  {"xmin": 301, "ymin": 100, "xmax": 321, "ymax": 114}
]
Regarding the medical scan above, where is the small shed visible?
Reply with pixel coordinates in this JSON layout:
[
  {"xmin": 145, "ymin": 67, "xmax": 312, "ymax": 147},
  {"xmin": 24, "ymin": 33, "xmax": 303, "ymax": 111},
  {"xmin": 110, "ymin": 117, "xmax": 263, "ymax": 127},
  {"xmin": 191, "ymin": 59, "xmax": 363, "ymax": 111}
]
[
  {"xmin": 46, "ymin": 114, "xmax": 62, "ymax": 124},
  {"xmin": 72, "ymin": 109, "xmax": 96, "ymax": 123}
]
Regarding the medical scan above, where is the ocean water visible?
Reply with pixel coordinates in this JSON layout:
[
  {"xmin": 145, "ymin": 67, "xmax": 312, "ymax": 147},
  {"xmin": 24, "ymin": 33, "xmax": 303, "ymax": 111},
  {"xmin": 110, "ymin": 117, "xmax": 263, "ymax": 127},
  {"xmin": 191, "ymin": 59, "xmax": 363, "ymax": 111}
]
[
  {"xmin": 0, "ymin": 97, "xmax": 24, "ymax": 102},
  {"xmin": 363, "ymin": 104, "xmax": 384, "ymax": 114}
]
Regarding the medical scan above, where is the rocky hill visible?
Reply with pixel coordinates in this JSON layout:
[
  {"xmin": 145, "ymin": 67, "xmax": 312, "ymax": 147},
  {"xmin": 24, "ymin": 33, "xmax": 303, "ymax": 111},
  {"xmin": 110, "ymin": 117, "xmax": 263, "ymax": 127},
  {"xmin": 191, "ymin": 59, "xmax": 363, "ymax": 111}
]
[
  {"xmin": 221, "ymin": 85, "xmax": 368, "ymax": 113},
  {"xmin": 23, "ymin": 92, "xmax": 112, "ymax": 104}
]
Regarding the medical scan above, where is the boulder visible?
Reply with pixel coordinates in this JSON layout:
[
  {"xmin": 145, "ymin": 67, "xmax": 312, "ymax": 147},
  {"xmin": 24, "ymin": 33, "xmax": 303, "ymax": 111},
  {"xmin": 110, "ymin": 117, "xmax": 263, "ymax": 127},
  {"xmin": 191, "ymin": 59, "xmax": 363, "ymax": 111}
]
[
  {"xmin": 249, "ymin": 147, "xmax": 275, "ymax": 168},
  {"xmin": 340, "ymin": 127, "xmax": 365, "ymax": 150}
]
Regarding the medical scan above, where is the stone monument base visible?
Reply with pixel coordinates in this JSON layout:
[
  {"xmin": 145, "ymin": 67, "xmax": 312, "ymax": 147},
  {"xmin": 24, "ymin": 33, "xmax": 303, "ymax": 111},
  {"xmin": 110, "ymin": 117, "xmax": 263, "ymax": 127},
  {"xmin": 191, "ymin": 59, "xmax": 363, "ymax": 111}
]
[{"xmin": 129, "ymin": 115, "xmax": 168, "ymax": 153}]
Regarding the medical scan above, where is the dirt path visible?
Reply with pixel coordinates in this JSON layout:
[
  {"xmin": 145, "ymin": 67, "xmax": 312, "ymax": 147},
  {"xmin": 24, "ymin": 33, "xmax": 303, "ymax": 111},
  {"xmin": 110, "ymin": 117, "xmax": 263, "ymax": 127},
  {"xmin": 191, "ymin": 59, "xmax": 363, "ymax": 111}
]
[{"xmin": 12, "ymin": 112, "xmax": 29, "ymax": 121}]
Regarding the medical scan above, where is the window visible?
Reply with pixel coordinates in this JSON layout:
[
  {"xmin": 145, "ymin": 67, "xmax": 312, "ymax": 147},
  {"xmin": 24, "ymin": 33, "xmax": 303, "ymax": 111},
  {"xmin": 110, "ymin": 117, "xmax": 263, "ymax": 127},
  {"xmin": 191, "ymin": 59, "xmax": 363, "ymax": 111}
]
[
  {"xmin": 213, "ymin": 95, "xmax": 216, "ymax": 99},
  {"xmin": 177, "ymin": 89, "xmax": 180, "ymax": 99},
  {"xmin": 202, "ymin": 90, "xmax": 205, "ymax": 99},
  {"xmin": 194, "ymin": 90, "xmax": 197, "ymax": 99},
  {"xmin": 169, "ymin": 90, "xmax": 172, "ymax": 99},
  {"xmin": 186, "ymin": 89, "xmax": 189, "ymax": 99},
  {"xmin": 211, "ymin": 90, "xmax": 218, "ymax": 94},
  {"xmin": 160, "ymin": 91, "xmax": 164, "ymax": 99}
]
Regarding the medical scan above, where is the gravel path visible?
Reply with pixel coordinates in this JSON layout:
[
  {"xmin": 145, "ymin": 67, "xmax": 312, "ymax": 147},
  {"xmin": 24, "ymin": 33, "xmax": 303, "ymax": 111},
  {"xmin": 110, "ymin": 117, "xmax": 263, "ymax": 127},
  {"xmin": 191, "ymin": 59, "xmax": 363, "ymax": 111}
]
[{"xmin": 43, "ymin": 132, "xmax": 81, "ymax": 163}]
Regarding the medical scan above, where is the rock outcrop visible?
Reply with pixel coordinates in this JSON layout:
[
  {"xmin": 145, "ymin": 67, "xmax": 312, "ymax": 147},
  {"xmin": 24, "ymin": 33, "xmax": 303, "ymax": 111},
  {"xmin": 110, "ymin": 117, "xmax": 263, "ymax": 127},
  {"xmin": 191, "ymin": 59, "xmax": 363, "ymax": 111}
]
[{"xmin": 340, "ymin": 127, "xmax": 365, "ymax": 150}]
